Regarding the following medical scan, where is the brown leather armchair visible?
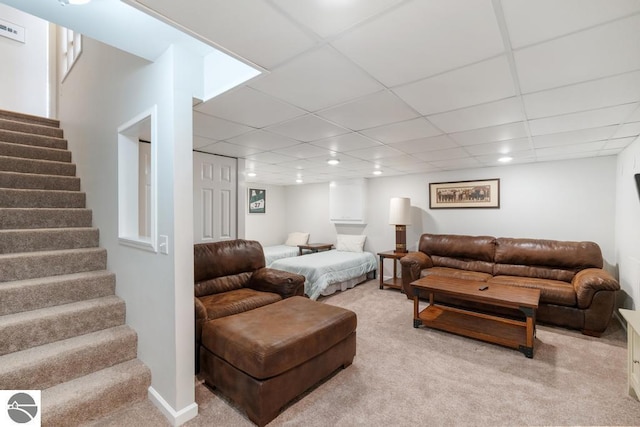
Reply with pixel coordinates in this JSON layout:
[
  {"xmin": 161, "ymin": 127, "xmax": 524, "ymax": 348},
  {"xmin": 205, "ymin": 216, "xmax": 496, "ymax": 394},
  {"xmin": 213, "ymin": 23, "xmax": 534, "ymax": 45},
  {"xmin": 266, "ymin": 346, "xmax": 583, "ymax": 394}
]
[{"xmin": 194, "ymin": 239, "xmax": 305, "ymax": 371}]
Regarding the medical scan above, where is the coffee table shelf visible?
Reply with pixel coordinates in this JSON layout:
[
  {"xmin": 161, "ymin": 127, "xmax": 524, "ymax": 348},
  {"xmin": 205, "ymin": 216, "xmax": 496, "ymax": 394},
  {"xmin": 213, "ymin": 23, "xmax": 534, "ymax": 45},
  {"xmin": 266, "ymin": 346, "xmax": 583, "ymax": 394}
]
[{"xmin": 418, "ymin": 305, "xmax": 528, "ymax": 350}]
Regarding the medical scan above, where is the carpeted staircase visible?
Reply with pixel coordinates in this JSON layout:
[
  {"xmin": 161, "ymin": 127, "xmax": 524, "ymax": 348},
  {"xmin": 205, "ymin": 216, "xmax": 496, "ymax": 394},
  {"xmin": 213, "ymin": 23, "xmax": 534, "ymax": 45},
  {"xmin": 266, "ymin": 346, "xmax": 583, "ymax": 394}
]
[{"xmin": 0, "ymin": 109, "xmax": 152, "ymax": 426}]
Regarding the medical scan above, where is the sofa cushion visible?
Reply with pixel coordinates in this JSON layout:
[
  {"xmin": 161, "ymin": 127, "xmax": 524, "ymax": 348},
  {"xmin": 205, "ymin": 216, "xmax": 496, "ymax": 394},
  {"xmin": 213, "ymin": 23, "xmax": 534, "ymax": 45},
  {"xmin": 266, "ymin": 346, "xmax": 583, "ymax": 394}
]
[
  {"xmin": 493, "ymin": 238, "xmax": 603, "ymax": 282},
  {"xmin": 419, "ymin": 234, "xmax": 496, "ymax": 274},
  {"xmin": 202, "ymin": 296, "xmax": 357, "ymax": 379},
  {"xmin": 489, "ymin": 275, "xmax": 576, "ymax": 306},
  {"xmin": 195, "ymin": 272, "xmax": 252, "ymax": 297},
  {"xmin": 199, "ymin": 288, "xmax": 282, "ymax": 320},
  {"xmin": 421, "ymin": 267, "xmax": 492, "ymax": 282}
]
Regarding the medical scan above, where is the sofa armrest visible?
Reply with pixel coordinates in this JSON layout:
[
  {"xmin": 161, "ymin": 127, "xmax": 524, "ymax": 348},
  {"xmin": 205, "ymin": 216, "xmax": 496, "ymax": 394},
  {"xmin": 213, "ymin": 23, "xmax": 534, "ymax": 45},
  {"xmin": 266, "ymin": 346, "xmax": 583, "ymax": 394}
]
[
  {"xmin": 248, "ymin": 267, "xmax": 305, "ymax": 298},
  {"xmin": 399, "ymin": 251, "xmax": 433, "ymax": 297},
  {"xmin": 572, "ymin": 268, "xmax": 620, "ymax": 309}
]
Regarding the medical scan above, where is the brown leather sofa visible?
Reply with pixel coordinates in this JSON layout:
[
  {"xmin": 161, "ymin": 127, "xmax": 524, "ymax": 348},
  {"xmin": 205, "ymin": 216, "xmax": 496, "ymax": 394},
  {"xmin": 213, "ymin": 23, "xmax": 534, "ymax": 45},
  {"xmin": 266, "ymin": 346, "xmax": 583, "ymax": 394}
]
[
  {"xmin": 400, "ymin": 233, "xmax": 620, "ymax": 336},
  {"xmin": 194, "ymin": 239, "xmax": 305, "ymax": 370}
]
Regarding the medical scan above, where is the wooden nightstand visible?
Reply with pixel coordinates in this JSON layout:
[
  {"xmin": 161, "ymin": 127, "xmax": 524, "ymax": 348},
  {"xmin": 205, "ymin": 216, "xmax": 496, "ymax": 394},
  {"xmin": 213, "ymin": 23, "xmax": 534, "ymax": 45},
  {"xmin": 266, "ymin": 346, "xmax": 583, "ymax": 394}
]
[
  {"xmin": 377, "ymin": 250, "xmax": 406, "ymax": 291},
  {"xmin": 297, "ymin": 243, "xmax": 333, "ymax": 256}
]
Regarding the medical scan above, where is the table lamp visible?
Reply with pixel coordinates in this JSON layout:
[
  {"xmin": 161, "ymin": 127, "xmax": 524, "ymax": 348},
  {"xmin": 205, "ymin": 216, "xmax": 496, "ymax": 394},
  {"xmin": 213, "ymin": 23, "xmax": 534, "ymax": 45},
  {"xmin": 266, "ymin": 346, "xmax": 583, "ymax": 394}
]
[{"xmin": 389, "ymin": 197, "xmax": 411, "ymax": 253}]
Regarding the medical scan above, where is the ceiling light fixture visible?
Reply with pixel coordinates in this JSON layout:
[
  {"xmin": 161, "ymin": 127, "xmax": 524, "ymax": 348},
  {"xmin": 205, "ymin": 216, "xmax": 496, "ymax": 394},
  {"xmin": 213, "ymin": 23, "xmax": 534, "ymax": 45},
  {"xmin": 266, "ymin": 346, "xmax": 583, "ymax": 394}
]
[
  {"xmin": 373, "ymin": 170, "xmax": 382, "ymax": 175},
  {"xmin": 247, "ymin": 172, "xmax": 257, "ymax": 177},
  {"xmin": 59, "ymin": 0, "xmax": 91, "ymax": 5},
  {"xmin": 498, "ymin": 156, "xmax": 513, "ymax": 163},
  {"xmin": 296, "ymin": 179, "xmax": 303, "ymax": 184},
  {"xmin": 327, "ymin": 159, "xmax": 340, "ymax": 165}
]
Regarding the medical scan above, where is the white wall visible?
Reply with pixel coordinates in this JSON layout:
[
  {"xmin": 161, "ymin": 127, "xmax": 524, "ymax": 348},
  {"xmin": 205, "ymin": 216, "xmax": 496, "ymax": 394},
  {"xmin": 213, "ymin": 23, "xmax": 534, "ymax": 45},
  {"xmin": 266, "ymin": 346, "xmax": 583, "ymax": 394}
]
[
  {"xmin": 285, "ymin": 156, "xmax": 617, "ymax": 280},
  {"xmin": 0, "ymin": 4, "xmax": 49, "ymax": 117},
  {"xmin": 244, "ymin": 184, "xmax": 288, "ymax": 246},
  {"xmin": 615, "ymin": 138, "xmax": 640, "ymax": 309},
  {"xmin": 57, "ymin": 37, "xmax": 196, "ymax": 419}
]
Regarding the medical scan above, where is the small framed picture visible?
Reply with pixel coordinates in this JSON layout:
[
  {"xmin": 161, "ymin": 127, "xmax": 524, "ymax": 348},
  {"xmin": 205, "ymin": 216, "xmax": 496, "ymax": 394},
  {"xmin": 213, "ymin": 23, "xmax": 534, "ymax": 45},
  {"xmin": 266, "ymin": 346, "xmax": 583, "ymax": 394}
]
[
  {"xmin": 429, "ymin": 179, "xmax": 500, "ymax": 209},
  {"xmin": 248, "ymin": 188, "xmax": 266, "ymax": 214}
]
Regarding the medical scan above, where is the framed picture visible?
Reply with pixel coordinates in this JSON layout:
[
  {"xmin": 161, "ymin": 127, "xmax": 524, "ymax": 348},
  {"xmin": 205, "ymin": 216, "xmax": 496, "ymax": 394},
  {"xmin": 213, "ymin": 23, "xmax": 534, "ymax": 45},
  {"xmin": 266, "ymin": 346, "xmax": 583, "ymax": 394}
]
[
  {"xmin": 248, "ymin": 188, "xmax": 266, "ymax": 214},
  {"xmin": 429, "ymin": 179, "xmax": 500, "ymax": 209}
]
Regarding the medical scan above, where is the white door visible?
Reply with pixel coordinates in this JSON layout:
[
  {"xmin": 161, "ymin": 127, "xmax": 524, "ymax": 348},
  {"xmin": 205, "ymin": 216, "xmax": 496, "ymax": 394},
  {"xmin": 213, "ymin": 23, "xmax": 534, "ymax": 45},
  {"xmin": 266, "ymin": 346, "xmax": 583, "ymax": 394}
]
[{"xmin": 193, "ymin": 151, "xmax": 237, "ymax": 243}]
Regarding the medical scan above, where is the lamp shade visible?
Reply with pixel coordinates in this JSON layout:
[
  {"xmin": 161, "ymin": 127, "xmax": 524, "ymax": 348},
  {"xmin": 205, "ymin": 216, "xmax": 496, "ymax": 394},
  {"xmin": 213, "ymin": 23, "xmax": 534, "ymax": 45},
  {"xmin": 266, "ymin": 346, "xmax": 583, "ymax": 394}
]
[{"xmin": 389, "ymin": 197, "xmax": 411, "ymax": 225}]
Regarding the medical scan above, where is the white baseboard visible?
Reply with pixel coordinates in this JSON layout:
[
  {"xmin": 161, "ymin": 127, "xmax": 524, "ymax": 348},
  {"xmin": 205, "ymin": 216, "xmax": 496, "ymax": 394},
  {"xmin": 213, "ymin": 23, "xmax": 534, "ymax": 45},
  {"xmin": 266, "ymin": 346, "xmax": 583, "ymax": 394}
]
[{"xmin": 148, "ymin": 387, "xmax": 198, "ymax": 426}]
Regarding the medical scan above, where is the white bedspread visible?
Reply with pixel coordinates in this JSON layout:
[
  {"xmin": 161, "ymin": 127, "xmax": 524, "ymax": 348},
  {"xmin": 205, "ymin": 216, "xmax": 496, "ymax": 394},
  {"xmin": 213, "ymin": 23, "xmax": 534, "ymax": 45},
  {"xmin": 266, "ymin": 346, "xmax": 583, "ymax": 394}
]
[
  {"xmin": 263, "ymin": 245, "xmax": 299, "ymax": 266},
  {"xmin": 270, "ymin": 249, "xmax": 377, "ymax": 300}
]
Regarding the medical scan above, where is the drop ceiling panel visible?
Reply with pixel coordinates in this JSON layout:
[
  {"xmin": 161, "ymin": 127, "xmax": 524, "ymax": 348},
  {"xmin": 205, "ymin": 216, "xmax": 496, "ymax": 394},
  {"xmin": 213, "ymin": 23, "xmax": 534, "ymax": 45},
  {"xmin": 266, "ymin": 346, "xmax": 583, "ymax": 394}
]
[
  {"xmin": 193, "ymin": 111, "xmax": 254, "ymax": 140},
  {"xmin": 449, "ymin": 122, "xmax": 528, "ymax": 146},
  {"xmin": 227, "ymin": 130, "xmax": 300, "ymax": 150},
  {"xmin": 193, "ymin": 135, "xmax": 217, "ymax": 149},
  {"xmin": 464, "ymin": 138, "xmax": 532, "ymax": 156},
  {"xmin": 522, "ymin": 71, "xmax": 640, "ymax": 119},
  {"xmin": 265, "ymin": 114, "xmax": 349, "ymax": 142},
  {"xmin": 393, "ymin": 56, "xmax": 516, "ymax": 116},
  {"xmin": 613, "ymin": 121, "xmax": 640, "ymax": 138},
  {"xmin": 414, "ymin": 147, "xmax": 469, "ymax": 162},
  {"xmin": 430, "ymin": 157, "xmax": 482, "ymax": 170},
  {"xmin": 135, "ymin": 0, "xmax": 316, "ymax": 68},
  {"xmin": 536, "ymin": 140, "xmax": 606, "ymax": 156},
  {"xmin": 360, "ymin": 118, "xmax": 441, "ymax": 144},
  {"xmin": 388, "ymin": 135, "xmax": 459, "ymax": 154},
  {"xmin": 345, "ymin": 145, "xmax": 405, "ymax": 161},
  {"xmin": 317, "ymin": 90, "xmax": 419, "ymax": 130},
  {"xmin": 603, "ymin": 136, "xmax": 637, "ymax": 150},
  {"xmin": 532, "ymin": 126, "xmax": 617, "ymax": 148},
  {"xmin": 502, "ymin": 0, "xmax": 640, "ymax": 48},
  {"xmin": 528, "ymin": 104, "xmax": 637, "ymax": 136},
  {"xmin": 272, "ymin": 0, "xmax": 403, "ymax": 38},
  {"xmin": 331, "ymin": 0, "xmax": 504, "ymax": 87},
  {"xmin": 627, "ymin": 106, "xmax": 640, "ymax": 122},
  {"xmin": 196, "ymin": 141, "xmax": 262, "ymax": 157},
  {"xmin": 272, "ymin": 143, "xmax": 330, "ymax": 159},
  {"xmin": 310, "ymin": 133, "xmax": 382, "ymax": 152},
  {"xmin": 515, "ymin": 14, "xmax": 640, "ymax": 94},
  {"xmin": 427, "ymin": 97, "xmax": 524, "ymax": 133},
  {"xmin": 249, "ymin": 46, "xmax": 383, "ymax": 112},
  {"xmin": 195, "ymin": 86, "xmax": 305, "ymax": 128}
]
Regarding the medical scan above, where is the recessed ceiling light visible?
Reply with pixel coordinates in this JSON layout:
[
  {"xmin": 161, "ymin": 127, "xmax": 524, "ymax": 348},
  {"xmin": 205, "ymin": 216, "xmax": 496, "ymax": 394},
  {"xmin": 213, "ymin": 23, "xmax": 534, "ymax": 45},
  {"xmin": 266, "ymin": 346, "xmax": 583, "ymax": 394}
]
[
  {"xmin": 373, "ymin": 170, "xmax": 382, "ymax": 175},
  {"xmin": 327, "ymin": 159, "xmax": 340, "ymax": 165},
  {"xmin": 498, "ymin": 156, "xmax": 513, "ymax": 163},
  {"xmin": 296, "ymin": 179, "xmax": 303, "ymax": 184},
  {"xmin": 247, "ymin": 172, "xmax": 256, "ymax": 177}
]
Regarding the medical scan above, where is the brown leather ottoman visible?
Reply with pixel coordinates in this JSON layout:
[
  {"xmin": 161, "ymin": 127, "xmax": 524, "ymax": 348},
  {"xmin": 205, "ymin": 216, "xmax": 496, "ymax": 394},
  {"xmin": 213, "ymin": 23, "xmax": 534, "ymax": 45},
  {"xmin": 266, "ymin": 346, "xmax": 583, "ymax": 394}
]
[{"xmin": 199, "ymin": 296, "xmax": 357, "ymax": 426}]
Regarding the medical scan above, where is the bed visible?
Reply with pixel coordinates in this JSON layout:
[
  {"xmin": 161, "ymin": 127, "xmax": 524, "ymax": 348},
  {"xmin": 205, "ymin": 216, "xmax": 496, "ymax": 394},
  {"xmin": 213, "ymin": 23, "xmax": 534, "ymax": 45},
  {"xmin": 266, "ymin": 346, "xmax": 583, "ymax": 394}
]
[
  {"xmin": 261, "ymin": 232, "xmax": 309, "ymax": 266},
  {"xmin": 270, "ymin": 249, "xmax": 377, "ymax": 300},
  {"xmin": 263, "ymin": 244, "xmax": 300, "ymax": 266}
]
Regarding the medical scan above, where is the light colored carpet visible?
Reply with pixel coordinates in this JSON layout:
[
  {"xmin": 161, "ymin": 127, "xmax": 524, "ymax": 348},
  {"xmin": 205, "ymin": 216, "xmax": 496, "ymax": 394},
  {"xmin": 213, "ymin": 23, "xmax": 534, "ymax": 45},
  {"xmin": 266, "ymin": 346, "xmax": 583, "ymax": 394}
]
[{"xmin": 101, "ymin": 279, "xmax": 640, "ymax": 426}]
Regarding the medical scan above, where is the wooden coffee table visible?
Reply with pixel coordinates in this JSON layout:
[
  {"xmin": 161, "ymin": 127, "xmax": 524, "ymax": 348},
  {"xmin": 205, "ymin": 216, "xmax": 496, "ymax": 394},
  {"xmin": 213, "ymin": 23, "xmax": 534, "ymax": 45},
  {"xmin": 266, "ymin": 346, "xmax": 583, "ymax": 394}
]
[{"xmin": 411, "ymin": 276, "xmax": 540, "ymax": 358}]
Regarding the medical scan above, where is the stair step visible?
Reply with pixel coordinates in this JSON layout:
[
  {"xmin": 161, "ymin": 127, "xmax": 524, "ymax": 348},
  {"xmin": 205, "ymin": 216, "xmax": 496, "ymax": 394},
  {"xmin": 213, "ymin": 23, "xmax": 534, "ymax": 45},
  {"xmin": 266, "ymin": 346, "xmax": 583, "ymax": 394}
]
[
  {"xmin": 0, "ymin": 109, "xmax": 59, "ymax": 128},
  {"xmin": 0, "ymin": 208, "xmax": 92, "ymax": 229},
  {"xmin": 0, "ymin": 270, "xmax": 115, "ymax": 316},
  {"xmin": 0, "ymin": 188, "xmax": 85, "ymax": 208},
  {"xmin": 0, "ymin": 117, "xmax": 63, "ymax": 138},
  {"xmin": 0, "ymin": 295, "xmax": 125, "ymax": 355},
  {"xmin": 0, "ymin": 155, "xmax": 76, "ymax": 176},
  {"xmin": 0, "ymin": 247, "xmax": 107, "ymax": 282},
  {"xmin": 0, "ymin": 325, "xmax": 137, "ymax": 390},
  {"xmin": 42, "ymin": 359, "xmax": 151, "ymax": 427},
  {"xmin": 0, "ymin": 227, "xmax": 99, "ymax": 254},
  {"xmin": 0, "ymin": 128, "xmax": 66, "ymax": 150},
  {"xmin": 0, "ymin": 171, "xmax": 80, "ymax": 191},
  {"xmin": 0, "ymin": 140, "xmax": 71, "ymax": 163}
]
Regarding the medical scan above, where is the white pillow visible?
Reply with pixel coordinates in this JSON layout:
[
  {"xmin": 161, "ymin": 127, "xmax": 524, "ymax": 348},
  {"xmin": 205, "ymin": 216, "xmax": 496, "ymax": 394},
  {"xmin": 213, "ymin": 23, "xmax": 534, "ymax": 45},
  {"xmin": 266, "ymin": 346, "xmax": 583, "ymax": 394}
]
[
  {"xmin": 285, "ymin": 232, "xmax": 309, "ymax": 246},
  {"xmin": 336, "ymin": 234, "xmax": 366, "ymax": 253}
]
